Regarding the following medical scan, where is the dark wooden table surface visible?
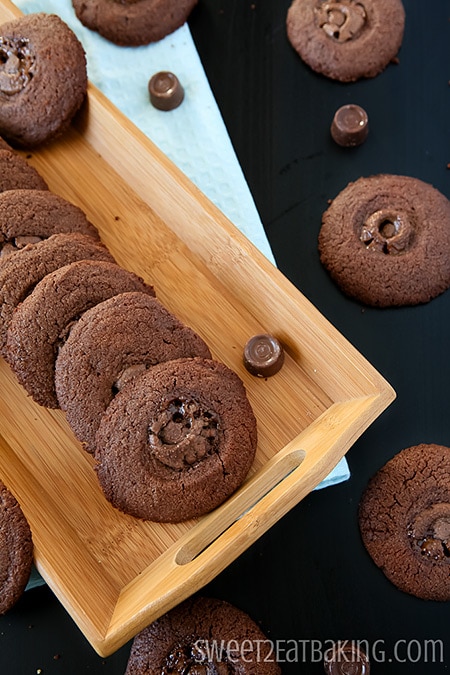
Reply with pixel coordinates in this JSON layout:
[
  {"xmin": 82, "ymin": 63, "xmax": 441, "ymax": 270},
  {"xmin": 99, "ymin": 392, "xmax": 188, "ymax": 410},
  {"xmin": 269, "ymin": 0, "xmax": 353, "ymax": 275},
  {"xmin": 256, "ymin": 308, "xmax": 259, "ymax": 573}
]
[{"xmin": 1, "ymin": 1, "xmax": 449, "ymax": 672}]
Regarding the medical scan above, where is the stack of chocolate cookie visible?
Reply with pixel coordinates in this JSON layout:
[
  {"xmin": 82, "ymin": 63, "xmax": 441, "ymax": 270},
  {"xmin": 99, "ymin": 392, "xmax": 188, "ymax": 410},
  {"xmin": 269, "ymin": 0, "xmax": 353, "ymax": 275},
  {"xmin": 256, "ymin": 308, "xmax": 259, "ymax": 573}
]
[{"xmin": 0, "ymin": 136, "xmax": 257, "ymax": 526}]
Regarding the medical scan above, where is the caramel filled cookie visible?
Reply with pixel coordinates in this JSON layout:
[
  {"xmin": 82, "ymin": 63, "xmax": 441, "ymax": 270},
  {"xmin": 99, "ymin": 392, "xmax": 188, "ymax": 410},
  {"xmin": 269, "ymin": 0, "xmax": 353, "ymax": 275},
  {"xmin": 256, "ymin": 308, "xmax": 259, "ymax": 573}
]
[
  {"xmin": 0, "ymin": 232, "xmax": 114, "ymax": 356},
  {"xmin": 95, "ymin": 357, "xmax": 257, "ymax": 522},
  {"xmin": 72, "ymin": 0, "xmax": 198, "ymax": 47},
  {"xmin": 318, "ymin": 174, "xmax": 450, "ymax": 307},
  {"xmin": 125, "ymin": 596, "xmax": 281, "ymax": 674},
  {"xmin": 0, "ymin": 480, "xmax": 33, "ymax": 614},
  {"xmin": 286, "ymin": 0, "xmax": 405, "ymax": 82},
  {"xmin": 55, "ymin": 292, "xmax": 212, "ymax": 454},
  {"xmin": 0, "ymin": 13, "xmax": 87, "ymax": 147},
  {"xmin": 0, "ymin": 149, "xmax": 47, "ymax": 193},
  {"xmin": 0, "ymin": 189, "xmax": 99, "ymax": 258},
  {"xmin": 6, "ymin": 260, "xmax": 155, "ymax": 408},
  {"xmin": 359, "ymin": 444, "xmax": 450, "ymax": 601}
]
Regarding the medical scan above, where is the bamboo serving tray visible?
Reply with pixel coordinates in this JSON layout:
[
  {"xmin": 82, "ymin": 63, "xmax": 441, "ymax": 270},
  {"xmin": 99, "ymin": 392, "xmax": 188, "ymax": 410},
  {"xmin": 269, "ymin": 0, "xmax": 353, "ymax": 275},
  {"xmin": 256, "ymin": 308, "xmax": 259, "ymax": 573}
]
[{"xmin": 0, "ymin": 0, "xmax": 395, "ymax": 657}]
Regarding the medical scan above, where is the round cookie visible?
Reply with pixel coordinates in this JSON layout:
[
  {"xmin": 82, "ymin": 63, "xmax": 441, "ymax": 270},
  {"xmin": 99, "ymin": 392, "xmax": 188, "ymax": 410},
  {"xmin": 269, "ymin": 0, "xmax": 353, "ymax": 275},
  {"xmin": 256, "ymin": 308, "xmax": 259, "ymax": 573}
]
[
  {"xmin": 6, "ymin": 260, "xmax": 155, "ymax": 408},
  {"xmin": 125, "ymin": 596, "xmax": 280, "ymax": 674},
  {"xmin": 0, "ymin": 232, "xmax": 114, "ymax": 356},
  {"xmin": 0, "ymin": 189, "xmax": 99, "ymax": 258},
  {"xmin": 359, "ymin": 443, "xmax": 450, "ymax": 601},
  {"xmin": 286, "ymin": 0, "xmax": 405, "ymax": 82},
  {"xmin": 0, "ymin": 480, "xmax": 33, "ymax": 614},
  {"xmin": 0, "ymin": 13, "xmax": 87, "ymax": 147},
  {"xmin": 318, "ymin": 174, "xmax": 450, "ymax": 307},
  {"xmin": 55, "ymin": 292, "xmax": 212, "ymax": 454},
  {"xmin": 71, "ymin": 0, "xmax": 198, "ymax": 47},
  {"xmin": 0, "ymin": 149, "xmax": 48, "ymax": 193},
  {"xmin": 95, "ymin": 357, "xmax": 257, "ymax": 522}
]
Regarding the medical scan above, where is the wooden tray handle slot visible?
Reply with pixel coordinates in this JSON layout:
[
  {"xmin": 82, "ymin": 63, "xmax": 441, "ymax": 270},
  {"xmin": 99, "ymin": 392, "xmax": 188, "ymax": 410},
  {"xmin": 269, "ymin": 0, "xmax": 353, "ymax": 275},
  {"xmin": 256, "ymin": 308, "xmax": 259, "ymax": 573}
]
[{"xmin": 175, "ymin": 448, "xmax": 306, "ymax": 565}]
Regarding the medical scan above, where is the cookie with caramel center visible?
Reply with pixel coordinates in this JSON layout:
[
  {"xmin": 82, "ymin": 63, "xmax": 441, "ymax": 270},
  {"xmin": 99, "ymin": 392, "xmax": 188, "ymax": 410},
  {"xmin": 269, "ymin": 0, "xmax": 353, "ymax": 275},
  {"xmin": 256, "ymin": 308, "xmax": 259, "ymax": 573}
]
[
  {"xmin": 287, "ymin": 0, "xmax": 405, "ymax": 82},
  {"xmin": 318, "ymin": 174, "xmax": 450, "ymax": 306},
  {"xmin": 95, "ymin": 357, "xmax": 257, "ymax": 522},
  {"xmin": 359, "ymin": 444, "xmax": 450, "ymax": 600},
  {"xmin": 0, "ymin": 13, "xmax": 87, "ymax": 147}
]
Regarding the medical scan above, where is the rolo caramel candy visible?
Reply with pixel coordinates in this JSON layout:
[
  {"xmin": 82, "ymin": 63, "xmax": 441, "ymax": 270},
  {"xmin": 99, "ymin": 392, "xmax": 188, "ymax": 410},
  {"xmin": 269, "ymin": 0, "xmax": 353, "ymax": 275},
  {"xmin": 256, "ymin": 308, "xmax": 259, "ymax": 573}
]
[
  {"xmin": 331, "ymin": 104, "xmax": 369, "ymax": 147},
  {"xmin": 243, "ymin": 334, "xmax": 284, "ymax": 377},
  {"xmin": 324, "ymin": 642, "xmax": 370, "ymax": 674},
  {"xmin": 148, "ymin": 71, "xmax": 184, "ymax": 111}
]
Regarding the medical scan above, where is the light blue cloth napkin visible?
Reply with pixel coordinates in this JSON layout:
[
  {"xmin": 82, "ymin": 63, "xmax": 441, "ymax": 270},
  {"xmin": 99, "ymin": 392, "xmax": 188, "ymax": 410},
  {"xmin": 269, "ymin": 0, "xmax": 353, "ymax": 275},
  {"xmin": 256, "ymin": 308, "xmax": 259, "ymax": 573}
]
[
  {"xmin": 14, "ymin": 1, "xmax": 349, "ymax": 513},
  {"xmin": 16, "ymin": 0, "xmax": 277, "ymax": 263}
]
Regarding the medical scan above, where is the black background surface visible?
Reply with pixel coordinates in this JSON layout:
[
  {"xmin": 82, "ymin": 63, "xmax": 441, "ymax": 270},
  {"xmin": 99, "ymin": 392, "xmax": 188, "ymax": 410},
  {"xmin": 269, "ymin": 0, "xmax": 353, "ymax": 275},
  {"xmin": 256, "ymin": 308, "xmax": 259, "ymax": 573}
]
[{"xmin": 1, "ymin": 1, "xmax": 450, "ymax": 672}]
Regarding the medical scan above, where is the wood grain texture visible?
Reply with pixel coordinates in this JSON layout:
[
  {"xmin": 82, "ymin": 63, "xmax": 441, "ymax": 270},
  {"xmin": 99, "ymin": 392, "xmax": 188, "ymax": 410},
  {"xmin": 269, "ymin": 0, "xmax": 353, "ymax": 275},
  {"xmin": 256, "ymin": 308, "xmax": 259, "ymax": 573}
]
[{"xmin": 0, "ymin": 0, "xmax": 395, "ymax": 656}]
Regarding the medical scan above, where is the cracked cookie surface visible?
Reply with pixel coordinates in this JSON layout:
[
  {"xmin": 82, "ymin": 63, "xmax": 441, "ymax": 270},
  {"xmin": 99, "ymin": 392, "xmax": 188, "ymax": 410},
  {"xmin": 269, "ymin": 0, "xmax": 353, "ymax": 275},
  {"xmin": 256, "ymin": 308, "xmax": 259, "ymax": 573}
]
[
  {"xmin": 0, "ymin": 13, "xmax": 87, "ymax": 147},
  {"xmin": 0, "ymin": 232, "xmax": 114, "ymax": 357},
  {"xmin": 55, "ymin": 292, "xmax": 212, "ymax": 455},
  {"xmin": 359, "ymin": 443, "xmax": 450, "ymax": 601},
  {"xmin": 6, "ymin": 260, "xmax": 154, "ymax": 408},
  {"xmin": 318, "ymin": 174, "xmax": 450, "ymax": 307},
  {"xmin": 0, "ymin": 189, "xmax": 98, "ymax": 259},
  {"xmin": 286, "ymin": 0, "xmax": 405, "ymax": 82},
  {"xmin": 125, "ymin": 596, "xmax": 280, "ymax": 674},
  {"xmin": 95, "ymin": 357, "xmax": 257, "ymax": 522}
]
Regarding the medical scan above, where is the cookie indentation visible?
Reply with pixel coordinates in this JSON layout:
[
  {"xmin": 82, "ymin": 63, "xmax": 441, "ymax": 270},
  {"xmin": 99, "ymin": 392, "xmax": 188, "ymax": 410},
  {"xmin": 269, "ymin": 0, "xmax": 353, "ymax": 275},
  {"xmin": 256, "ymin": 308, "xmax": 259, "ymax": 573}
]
[
  {"xmin": 409, "ymin": 504, "xmax": 450, "ymax": 561},
  {"xmin": 316, "ymin": 0, "xmax": 366, "ymax": 42},
  {"xmin": 0, "ymin": 37, "xmax": 34, "ymax": 95},
  {"xmin": 359, "ymin": 443, "xmax": 450, "ymax": 600},
  {"xmin": 149, "ymin": 398, "xmax": 219, "ymax": 470},
  {"xmin": 360, "ymin": 209, "xmax": 414, "ymax": 254},
  {"xmin": 95, "ymin": 357, "xmax": 256, "ymax": 522}
]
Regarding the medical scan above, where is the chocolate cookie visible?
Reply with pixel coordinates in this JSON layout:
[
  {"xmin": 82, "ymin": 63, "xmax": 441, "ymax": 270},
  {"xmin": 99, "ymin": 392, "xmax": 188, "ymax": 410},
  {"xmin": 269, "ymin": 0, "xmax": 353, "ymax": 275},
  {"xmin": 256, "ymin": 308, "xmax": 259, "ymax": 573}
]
[
  {"xmin": 0, "ymin": 149, "xmax": 48, "ymax": 193},
  {"xmin": 359, "ymin": 444, "xmax": 450, "ymax": 601},
  {"xmin": 0, "ymin": 480, "xmax": 33, "ymax": 614},
  {"xmin": 55, "ymin": 292, "xmax": 212, "ymax": 454},
  {"xmin": 318, "ymin": 174, "xmax": 450, "ymax": 307},
  {"xmin": 286, "ymin": 0, "xmax": 405, "ymax": 82},
  {"xmin": 6, "ymin": 260, "xmax": 155, "ymax": 408},
  {"xmin": 72, "ymin": 0, "xmax": 198, "ymax": 47},
  {"xmin": 0, "ymin": 189, "xmax": 98, "ymax": 258},
  {"xmin": 0, "ymin": 13, "xmax": 87, "ymax": 147},
  {"xmin": 0, "ymin": 232, "xmax": 114, "ymax": 357},
  {"xmin": 95, "ymin": 357, "xmax": 257, "ymax": 522},
  {"xmin": 125, "ymin": 596, "xmax": 280, "ymax": 674}
]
